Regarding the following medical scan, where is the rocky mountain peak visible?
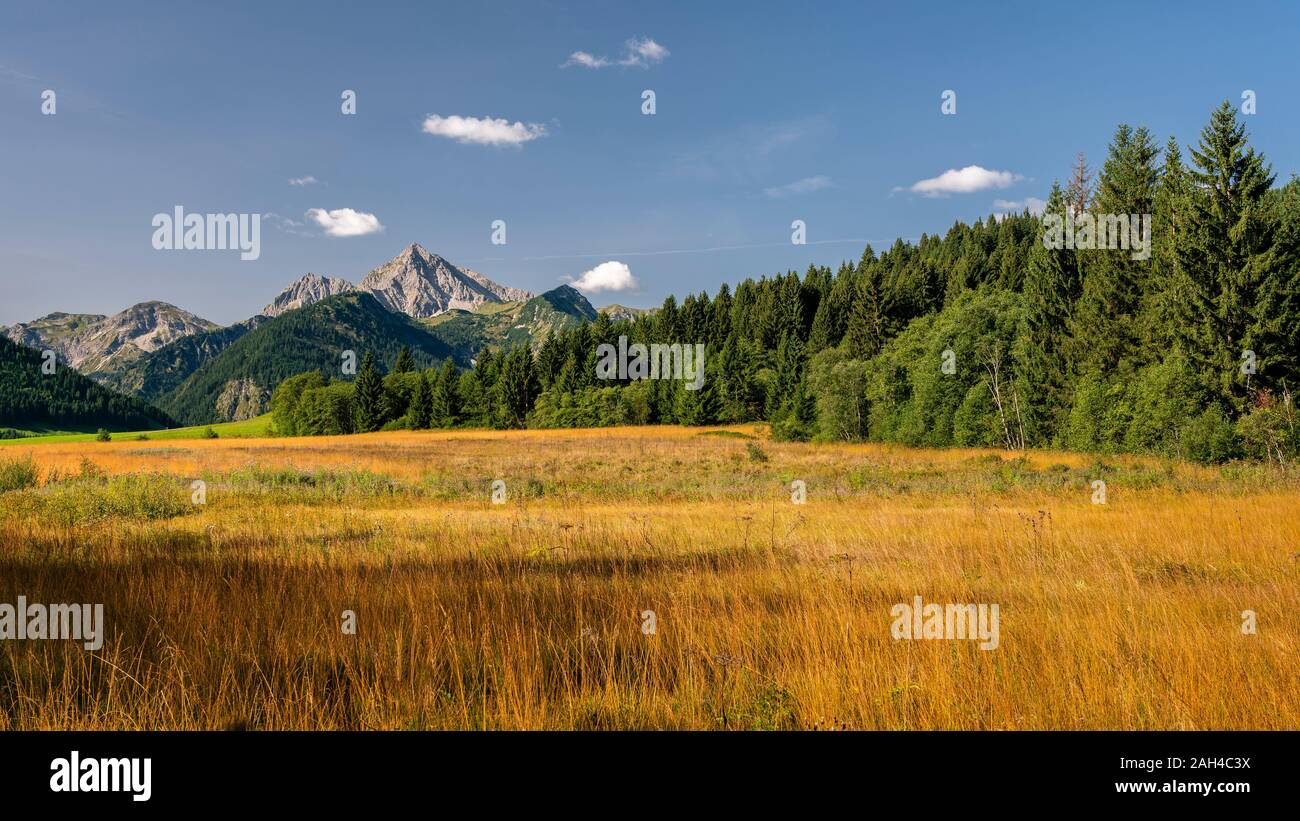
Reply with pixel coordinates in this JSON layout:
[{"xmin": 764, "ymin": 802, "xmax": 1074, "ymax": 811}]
[
  {"xmin": 358, "ymin": 243, "xmax": 532, "ymax": 318},
  {"xmin": 261, "ymin": 273, "xmax": 356, "ymax": 318}
]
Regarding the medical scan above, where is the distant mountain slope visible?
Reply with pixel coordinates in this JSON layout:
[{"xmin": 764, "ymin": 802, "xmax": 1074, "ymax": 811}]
[
  {"xmin": 1, "ymin": 312, "xmax": 106, "ymax": 351},
  {"xmin": 424, "ymin": 285, "xmax": 597, "ymax": 360},
  {"xmin": 261, "ymin": 273, "xmax": 356, "ymax": 317},
  {"xmin": 2, "ymin": 302, "xmax": 217, "ymax": 376},
  {"xmin": 158, "ymin": 292, "xmax": 458, "ymax": 425},
  {"xmin": 598, "ymin": 304, "xmax": 653, "ymax": 322},
  {"xmin": 0, "ymin": 336, "xmax": 175, "ymax": 433},
  {"xmin": 359, "ymin": 243, "xmax": 532, "ymax": 318},
  {"xmin": 98, "ymin": 316, "xmax": 267, "ymax": 401}
]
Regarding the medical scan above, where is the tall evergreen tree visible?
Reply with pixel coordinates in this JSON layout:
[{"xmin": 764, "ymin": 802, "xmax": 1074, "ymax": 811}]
[
  {"xmin": 1175, "ymin": 101, "xmax": 1278, "ymax": 410},
  {"xmin": 410, "ymin": 370, "xmax": 432, "ymax": 429},
  {"xmin": 1015, "ymin": 183, "xmax": 1077, "ymax": 444},
  {"xmin": 495, "ymin": 345, "xmax": 536, "ymax": 428},
  {"xmin": 844, "ymin": 249, "xmax": 893, "ymax": 359},
  {"xmin": 393, "ymin": 345, "xmax": 414, "ymax": 373},
  {"xmin": 430, "ymin": 360, "xmax": 459, "ymax": 427},
  {"xmin": 1069, "ymin": 124, "xmax": 1159, "ymax": 374},
  {"xmin": 353, "ymin": 352, "xmax": 384, "ymax": 432}
]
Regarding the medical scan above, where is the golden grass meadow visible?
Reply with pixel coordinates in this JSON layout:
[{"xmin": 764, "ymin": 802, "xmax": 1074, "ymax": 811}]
[{"xmin": 0, "ymin": 425, "xmax": 1296, "ymax": 730}]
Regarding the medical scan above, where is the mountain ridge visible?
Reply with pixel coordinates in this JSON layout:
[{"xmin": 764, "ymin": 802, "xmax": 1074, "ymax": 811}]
[{"xmin": 2, "ymin": 302, "xmax": 218, "ymax": 377}]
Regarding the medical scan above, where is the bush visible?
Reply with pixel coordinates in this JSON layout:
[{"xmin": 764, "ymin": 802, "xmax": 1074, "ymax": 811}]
[
  {"xmin": 1236, "ymin": 391, "xmax": 1299, "ymax": 464},
  {"xmin": 1180, "ymin": 405, "xmax": 1242, "ymax": 464},
  {"xmin": 806, "ymin": 347, "xmax": 870, "ymax": 441},
  {"xmin": 202, "ymin": 427, "xmax": 219, "ymax": 439},
  {"xmin": 298, "ymin": 382, "xmax": 356, "ymax": 436},
  {"xmin": 96, "ymin": 428, "xmax": 111, "ymax": 442},
  {"xmin": 19, "ymin": 474, "xmax": 193, "ymax": 526},
  {"xmin": 0, "ymin": 455, "xmax": 39, "ymax": 493},
  {"xmin": 529, "ymin": 386, "xmax": 630, "ymax": 429},
  {"xmin": 270, "ymin": 371, "xmax": 328, "ymax": 436}
]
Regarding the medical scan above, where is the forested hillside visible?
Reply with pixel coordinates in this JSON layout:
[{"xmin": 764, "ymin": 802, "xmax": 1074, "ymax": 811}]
[
  {"xmin": 270, "ymin": 103, "xmax": 1299, "ymax": 462},
  {"xmin": 0, "ymin": 335, "xmax": 176, "ymax": 433},
  {"xmin": 160, "ymin": 293, "xmax": 456, "ymax": 424}
]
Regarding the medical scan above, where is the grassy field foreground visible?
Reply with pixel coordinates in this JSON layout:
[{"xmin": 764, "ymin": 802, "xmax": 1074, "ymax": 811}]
[{"xmin": 0, "ymin": 425, "xmax": 1296, "ymax": 729}]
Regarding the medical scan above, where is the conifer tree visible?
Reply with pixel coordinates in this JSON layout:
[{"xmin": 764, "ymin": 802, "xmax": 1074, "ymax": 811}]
[
  {"xmin": 352, "ymin": 352, "xmax": 384, "ymax": 432},
  {"xmin": 1069, "ymin": 124, "xmax": 1159, "ymax": 374},
  {"xmin": 495, "ymin": 345, "xmax": 536, "ymax": 428},
  {"xmin": 410, "ymin": 370, "xmax": 432, "ymax": 429},
  {"xmin": 1015, "ymin": 183, "xmax": 1076, "ymax": 444},
  {"xmin": 1175, "ymin": 101, "xmax": 1277, "ymax": 409},
  {"xmin": 393, "ymin": 345, "xmax": 414, "ymax": 373},
  {"xmin": 430, "ymin": 360, "xmax": 459, "ymax": 427}
]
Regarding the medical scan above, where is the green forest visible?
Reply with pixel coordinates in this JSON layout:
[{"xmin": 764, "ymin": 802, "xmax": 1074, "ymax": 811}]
[
  {"xmin": 0, "ymin": 336, "xmax": 177, "ymax": 435},
  {"xmin": 271, "ymin": 102, "xmax": 1295, "ymax": 463}
]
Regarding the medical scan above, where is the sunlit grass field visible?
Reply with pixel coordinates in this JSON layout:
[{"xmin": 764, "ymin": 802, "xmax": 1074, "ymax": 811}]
[
  {"xmin": 0, "ymin": 414, "xmax": 272, "ymax": 446},
  {"xmin": 0, "ymin": 426, "xmax": 1296, "ymax": 729}
]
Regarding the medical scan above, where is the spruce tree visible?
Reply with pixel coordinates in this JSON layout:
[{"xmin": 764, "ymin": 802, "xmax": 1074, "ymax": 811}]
[
  {"xmin": 393, "ymin": 345, "xmax": 414, "ymax": 374},
  {"xmin": 1141, "ymin": 135, "xmax": 1191, "ymax": 352},
  {"xmin": 410, "ymin": 370, "xmax": 432, "ymax": 429},
  {"xmin": 494, "ymin": 346, "xmax": 536, "ymax": 428},
  {"xmin": 1015, "ymin": 183, "xmax": 1076, "ymax": 444},
  {"xmin": 353, "ymin": 352, "xmax": 384, "ymax": 432},
  {"xmin": 1069, "ymin": 124, "xmax": 1159, "ymax": 374},
  {"xmin": 844, "ymin": 249, "xmax": 892, "ymax": 359},
  {"xmin": 431, "ymin": 360, "xmax": 460, "ymax": 427},
  {"xmin": 1175, "ymin": 101, "xmax": 1277, "ymax": 410}
]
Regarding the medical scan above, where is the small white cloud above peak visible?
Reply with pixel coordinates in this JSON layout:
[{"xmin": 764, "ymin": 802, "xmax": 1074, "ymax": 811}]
[
  {"xmin": 306, "ymin": 207, "xmax": 384, "ymax": 237},
  {"xmin": 569, "ymin": 261, "xmax": 639, "ymax": 293},
  {"xmin": 563, "ymin": 36, "xmax": 669, "ymax": 69},
  {"xmin": 421, "ymin": 114, "xmax": 547, "ymax": 147},
  {"xmin": 900, "ymin": 166, "xmax": 1023, "ymax": 197},
  {"xmin": 288, "ymin": 176, "xmax": 318, "ymax": 186}
]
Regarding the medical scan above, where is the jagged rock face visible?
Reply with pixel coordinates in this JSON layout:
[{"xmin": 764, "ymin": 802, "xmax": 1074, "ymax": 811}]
[
  {"xmin": 214, "ymin": 377, "xmax": 268, "ymax": 421},
  {"xmin": 261, "ymin": 273, "xmax": 355, "ymax": 317},
  {"xmin": 358, "ymin": 243, "xmax": 532, "ymax": 318},
  {"xmin": 2, "ymin": 302, "xmax": 217, "ymax": 374}
]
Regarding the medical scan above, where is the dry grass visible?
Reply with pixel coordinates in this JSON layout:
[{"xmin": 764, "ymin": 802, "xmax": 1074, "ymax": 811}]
[{"xmin": 0, "ymin": 426, "xmax": 1296, "ymax": 729}]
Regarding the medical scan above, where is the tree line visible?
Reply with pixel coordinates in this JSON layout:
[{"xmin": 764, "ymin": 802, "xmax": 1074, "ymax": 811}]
[{"xmin": 269, "ymin": 102, "xmax": 1299, "ymax": 464}]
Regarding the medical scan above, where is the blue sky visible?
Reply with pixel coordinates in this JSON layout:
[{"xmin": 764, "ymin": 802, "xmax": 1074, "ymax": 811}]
[{"xmin": 2, "ymin": 0, "xmax": 1297, "ymax": 326}]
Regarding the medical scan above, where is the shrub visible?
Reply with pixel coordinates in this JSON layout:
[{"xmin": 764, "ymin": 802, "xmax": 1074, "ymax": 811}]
[
  {"xmin": 1180, "ymin": 405, "xmax": 1242, "ymax": 464},
  {"xmin": 0, "ymin": 455, "xmax": 39, "ymax": 493},
  {"xmin": 1236, "ymin": 391, "xmax": 1299, "ymax": 465},
  {"xmin": 270, "ymin": 371, "xmax": 328, "ymax": 437},
  {"xmin": 96, "ymin": 428, "xmax": 112, "ymax": 442}
]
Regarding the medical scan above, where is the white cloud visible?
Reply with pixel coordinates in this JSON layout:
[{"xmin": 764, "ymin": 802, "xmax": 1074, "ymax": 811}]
[
  {"xmin": 305, "ymin": 207, "xmax": 384, "ymax": 237},
  {"xmin": 903, "ymin": 165, "xmax": 1023, "ymax": 197},
  {"xmin": 993, "ymin": 197, "xmax": 1047, "ymax": 215},
  {"xmin": 288, "ymin": 176, "xmax": 318, "ymax": 186},
  {"xmin": 570, "ymin": 261, "xmax": 638, "ymax": 293},
  {"xmin": 562, "ymin": 36, "xmax": 669, "ymax": 69},
  {"xmin": 764, "ymin": 175, "xmax": 833, "ymax": 198},
  {"xmin": 421, "ymin": 114, "xmax": 547, "ymax": 147},
  {"xmin": 563, "ymin": 51, "xmax": 610, "ymax": 69},
  {"xmin": 622, "ymin": 37, "xmax": 669, "ymax": 66}
]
